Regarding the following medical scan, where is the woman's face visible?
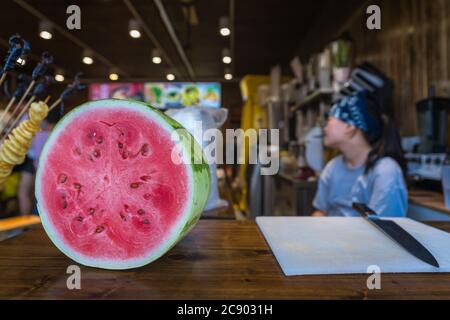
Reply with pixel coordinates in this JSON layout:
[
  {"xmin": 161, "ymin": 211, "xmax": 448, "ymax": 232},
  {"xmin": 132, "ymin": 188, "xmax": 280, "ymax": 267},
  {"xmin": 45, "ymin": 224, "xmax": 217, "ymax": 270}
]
[{"xmin": 323, "ymin": 117, "xmax": 355, "ymax": 148}]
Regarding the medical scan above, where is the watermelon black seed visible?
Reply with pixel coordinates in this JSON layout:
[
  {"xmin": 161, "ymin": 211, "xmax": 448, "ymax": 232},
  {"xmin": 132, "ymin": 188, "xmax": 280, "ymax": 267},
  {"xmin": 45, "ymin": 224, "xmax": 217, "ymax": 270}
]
[
  {"xmin": 137, "ymin": 209, "xmax": 145, "ymax": 215},
  {"xmin": 58, "ymin": 174, "xmax": 67, "ymax": 184},
  {"xmin": 96, "ymin": 137, "xmax": 104, "ymax": 144},
  {"xmin": 73, "ymin": 183, "xmax": 81, "ymax": 190},
  {"xmin": 118, "ymin": 142, "xmax": 123, "ymax": 149},
  {"xmin": 130, "ymin": 182, "xmax": 141, "ymax": 189},
  {"xmin": 93, "ymin": 149, "xmax": 101, "ymax": 158},
  {"xmin": 95, "ymin": 226, "xmax": 104, "ymax": 233},
  {"xmin": 140, "ymin": 175, "xmax": 152, "ymax": 182},
  {"xmin": 140, "ymin": 144, "xmax": 149, "ymax": 156},
  {"xmin": 120, "ymin": 213, "xmax": 127, "ymax": 221},
  {"xmin": 143, "ymin": 219, "xmax": 149, "ymax": 225},
  {"xmin": 88, "ymin": 208, "xmax": 96, "ymax": 215},
  {"xmin": 76, "ymin": 215, "xmax": 83, "ymax": 222}
]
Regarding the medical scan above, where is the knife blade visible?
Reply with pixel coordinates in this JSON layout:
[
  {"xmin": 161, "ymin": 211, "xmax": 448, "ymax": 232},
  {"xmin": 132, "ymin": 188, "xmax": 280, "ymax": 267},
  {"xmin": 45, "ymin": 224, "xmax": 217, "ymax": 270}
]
[{"xmin": 352, "ymin": 202, "xmax": 440, "ymax": 268}]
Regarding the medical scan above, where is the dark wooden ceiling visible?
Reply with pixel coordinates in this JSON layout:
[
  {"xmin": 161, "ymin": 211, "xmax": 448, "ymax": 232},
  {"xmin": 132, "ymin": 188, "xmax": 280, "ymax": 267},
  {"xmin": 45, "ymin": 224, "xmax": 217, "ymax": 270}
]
[{"xmin": 0, "ymin": 0, "xmax": 365, "ymax": 81}]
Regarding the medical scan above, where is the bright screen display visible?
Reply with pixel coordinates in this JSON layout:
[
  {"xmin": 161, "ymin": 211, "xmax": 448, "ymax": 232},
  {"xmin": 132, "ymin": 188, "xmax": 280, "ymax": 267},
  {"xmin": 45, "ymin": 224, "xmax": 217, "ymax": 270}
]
[{"xmin": 89, "ymin": 82, "xmax": 221, "ymax": 109}]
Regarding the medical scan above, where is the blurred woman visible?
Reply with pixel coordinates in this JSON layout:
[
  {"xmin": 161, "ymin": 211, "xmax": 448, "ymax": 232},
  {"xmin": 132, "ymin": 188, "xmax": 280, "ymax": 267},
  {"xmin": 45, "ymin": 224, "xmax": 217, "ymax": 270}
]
[{"xmin": 312, "ymin": 90, "xmax": 407, "ymax": 217}]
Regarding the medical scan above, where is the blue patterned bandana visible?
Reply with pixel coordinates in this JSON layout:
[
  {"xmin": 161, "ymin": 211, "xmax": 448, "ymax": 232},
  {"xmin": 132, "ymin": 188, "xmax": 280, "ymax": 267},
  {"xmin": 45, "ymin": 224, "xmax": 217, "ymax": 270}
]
[{"xmin": 329, "ymin": 91, "xmax": 381, "ymax": 138}]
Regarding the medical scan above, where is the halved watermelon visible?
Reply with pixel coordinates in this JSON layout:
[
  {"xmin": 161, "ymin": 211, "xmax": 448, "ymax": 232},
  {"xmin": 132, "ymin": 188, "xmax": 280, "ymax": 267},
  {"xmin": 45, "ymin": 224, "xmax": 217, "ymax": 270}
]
[{"xmin": 35, "ymin": 99, "xmax": 210, "ymax": 270}]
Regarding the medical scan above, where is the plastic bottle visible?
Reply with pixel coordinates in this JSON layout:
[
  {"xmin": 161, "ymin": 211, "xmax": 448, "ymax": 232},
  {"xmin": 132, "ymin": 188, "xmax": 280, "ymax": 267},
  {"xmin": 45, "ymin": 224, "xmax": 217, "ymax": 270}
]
[{"xmin": 442, "ymin": 153, "xmax": 450, "ymax": 208}]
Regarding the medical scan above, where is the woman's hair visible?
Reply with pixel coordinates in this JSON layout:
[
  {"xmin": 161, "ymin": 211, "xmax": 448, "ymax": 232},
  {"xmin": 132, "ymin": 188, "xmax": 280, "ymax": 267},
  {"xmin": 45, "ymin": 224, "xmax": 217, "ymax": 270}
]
[{"xmin": 363, "ymin": 91, "xmax": 407, "ymax": 177}]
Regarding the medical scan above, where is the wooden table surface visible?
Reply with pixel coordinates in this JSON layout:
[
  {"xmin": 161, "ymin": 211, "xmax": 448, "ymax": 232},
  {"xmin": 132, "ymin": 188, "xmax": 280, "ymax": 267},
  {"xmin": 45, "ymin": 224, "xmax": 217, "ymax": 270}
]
[
  {"xmin": 409, "ymin": 190, "xmax": 450, "ymax": 215},
  {"xmin": 1, "ymin": 220, "xmax": 450, "ymax": 300}
]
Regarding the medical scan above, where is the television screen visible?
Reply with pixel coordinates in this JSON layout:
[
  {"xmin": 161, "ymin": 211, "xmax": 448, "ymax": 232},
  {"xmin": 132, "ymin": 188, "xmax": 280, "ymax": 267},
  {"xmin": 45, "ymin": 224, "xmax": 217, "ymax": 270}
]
[
  {"xmin": 89, "ymin": 82, "xmax": 221, "ymax": 109},
  {"xmin": 145, "ymin": 82, "xmax": 221, "ymax": 109},
  {"xmin": 89, "ymin": 83, "xmax": 146, "ymax": 102}
]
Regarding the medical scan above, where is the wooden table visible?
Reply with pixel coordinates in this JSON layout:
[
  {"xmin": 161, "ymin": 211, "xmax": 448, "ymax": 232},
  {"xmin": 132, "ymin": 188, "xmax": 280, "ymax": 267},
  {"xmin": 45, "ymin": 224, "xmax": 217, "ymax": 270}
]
[
  {"xmin": 409, "ymin": 190, "xmax": 450, "ymax": 216},
  {"xmin": 1, "ymin": 220, "xmax": 450, "ymax": 300}
]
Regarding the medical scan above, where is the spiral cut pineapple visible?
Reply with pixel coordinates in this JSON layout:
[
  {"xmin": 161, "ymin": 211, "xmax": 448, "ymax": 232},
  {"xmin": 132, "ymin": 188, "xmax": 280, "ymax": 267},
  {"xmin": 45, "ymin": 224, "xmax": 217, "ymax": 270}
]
[{"xmin": 0, "ymin": 101, "xmax": 48, "ymax": 190}]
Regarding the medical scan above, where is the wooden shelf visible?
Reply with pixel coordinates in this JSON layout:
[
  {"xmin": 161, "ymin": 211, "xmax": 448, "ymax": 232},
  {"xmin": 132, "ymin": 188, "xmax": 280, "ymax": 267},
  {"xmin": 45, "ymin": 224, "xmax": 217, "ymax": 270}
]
[
  {"xmin": 291, "ymin": 88, "xmax": 334, "ymax": 112},
  {"xmin": 409, "ymin": 190, "xmax": 450, "ymax": 216}
]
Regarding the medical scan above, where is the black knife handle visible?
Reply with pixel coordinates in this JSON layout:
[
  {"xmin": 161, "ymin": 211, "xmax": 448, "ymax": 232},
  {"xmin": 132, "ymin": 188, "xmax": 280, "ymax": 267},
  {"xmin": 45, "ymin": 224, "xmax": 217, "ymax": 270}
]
[{"xmin": 352, "ymin": 202, "xmax": 378, "ymax": 218}]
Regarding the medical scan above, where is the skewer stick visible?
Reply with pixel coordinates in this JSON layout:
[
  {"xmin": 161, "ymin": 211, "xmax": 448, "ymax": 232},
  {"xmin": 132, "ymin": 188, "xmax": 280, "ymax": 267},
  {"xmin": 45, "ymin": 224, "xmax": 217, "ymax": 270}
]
[
  {"xmin": 2, "ymin": 102, "xmax": 25, "ymax": 138},
  {"xmin": 0, "ymin": 96, "xmax": 36, "ymax": 143},
  {"xmin": 7, "ymin": 96, "xmax": 50, "ymax": 136},
  {"xmin": 48, "ymin": 98, "xmax": 62, "ymax": 113},
  {"xmin": 4, "ymin": 80, "xmax": 35, "ymax": 136},
  {"xmin": 0, "ymin": 73, "xmax": 7, "ymax": 88},
  {"xmin": 0, "ymin": 97, "xmax": 51, "ymax": 144},
  {"xmin": 14, "ymin": 80, "xmax": 35, "ymax": 115},
  {"xmin": 5, "ymin": 97, "xmax": 16, "ymax": 111},
  {"xmin": 23, "ymin": 95, "xmax": 36, "ymax": 112},
  {"xmin": 2, "ymin": 95, "xmax": 36, "ymax": 140},
  {"xmin": 11, "ymin": 96, "xmax": 35, "ymax": 129},
  {"xmin": 0, "ymin": 97, "xmax": 16, "ymax": 126}
]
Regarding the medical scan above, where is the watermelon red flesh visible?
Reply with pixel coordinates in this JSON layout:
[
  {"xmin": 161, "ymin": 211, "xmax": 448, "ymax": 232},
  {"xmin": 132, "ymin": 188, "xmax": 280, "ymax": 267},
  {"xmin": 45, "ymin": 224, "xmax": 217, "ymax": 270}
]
[{"xmin": 36, "ymin": 100, "xmax": 210, "ymax": 269}]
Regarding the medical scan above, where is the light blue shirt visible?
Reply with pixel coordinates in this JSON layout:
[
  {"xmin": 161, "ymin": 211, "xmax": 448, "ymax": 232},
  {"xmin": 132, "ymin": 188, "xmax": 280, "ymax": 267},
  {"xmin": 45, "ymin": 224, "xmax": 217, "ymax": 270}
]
[{"xmin": 313, "ymin": 155, "xmax": 408, "ymax": 217}]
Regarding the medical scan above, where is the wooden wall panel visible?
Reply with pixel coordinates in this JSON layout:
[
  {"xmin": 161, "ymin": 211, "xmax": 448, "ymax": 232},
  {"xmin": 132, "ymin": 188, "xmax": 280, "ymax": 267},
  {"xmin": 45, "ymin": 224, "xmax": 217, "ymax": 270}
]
[{"xmin": 348, "ymin": 0, "xmax": 450, "ymax": 136}]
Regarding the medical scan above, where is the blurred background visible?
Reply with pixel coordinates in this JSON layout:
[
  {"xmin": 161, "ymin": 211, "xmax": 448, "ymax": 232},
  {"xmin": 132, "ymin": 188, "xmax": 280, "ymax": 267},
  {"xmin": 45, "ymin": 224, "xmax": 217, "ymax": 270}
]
[{"xmin": 1, "ymin": 0, "xmax": 450, "ymax": 231}]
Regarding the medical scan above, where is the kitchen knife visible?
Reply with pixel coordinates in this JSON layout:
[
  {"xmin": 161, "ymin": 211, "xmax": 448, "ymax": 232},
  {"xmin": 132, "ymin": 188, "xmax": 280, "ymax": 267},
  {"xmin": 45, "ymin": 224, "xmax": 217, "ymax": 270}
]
[{"xmin": 352, "ymin": 202, "xmax": 440, "ymax": 268}]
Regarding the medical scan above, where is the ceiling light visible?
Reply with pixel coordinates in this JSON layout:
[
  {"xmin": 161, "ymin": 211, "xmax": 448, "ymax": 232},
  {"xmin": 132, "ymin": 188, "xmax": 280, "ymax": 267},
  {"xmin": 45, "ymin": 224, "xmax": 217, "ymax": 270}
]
[
  {"xmin": 222, "ymin": 48, "xmax": 232, "ymax": 64},
  {"xmin": 222, "ymin": 56, "xmax": 232, "ymax": 64},
  {"xmin": 152, "ymin": 49, "xmax": 162, "ymax": 64},
  {"xmin": 82, "ymin": 49, "xmax": 94, "ymax": 65},
  {"xmin": 109, "ymin": 69, "xmax": 119, "ymax": 81},
  {"xmin": 152, "ymin": 56, "xmax": 162, "ymax": 64},
  {"xmin": 55, "ymin": 69, "xmax": 65, "ymax": 82},
  {"xmin": 129, "ymin": 19, "xmax": 141, "ymax": 39},
  {"xmin": 219, "ymin": 16, "xmax": 230, "ymax": 37},
  {"xmin": 82, "ymin": 56, "xmax": 93, "ymax": 65},
  {"xmin": 40, "ymin": 31, "xmax": 52, "ymax": 40},
  {"xmin": 16, "ymin": 57, "xmax": 26, "ymax": 66},
  {"xmin": 129, "ymin": 29, "xmax": 141, "ymax": 39},
  {"xmin": 224, "ymin": 68, "xmax": 233, "ymax": 80},
  {"xmin": 220, "ymin": 28, "xmax": 231, "ymax": 37},
  {"xmin": 39, "ymin": 20, "xmax": 53, "ymax": 40},
  {"xmin": 166, "ymin": 73, "xmax": 175, "ymax": 81}
]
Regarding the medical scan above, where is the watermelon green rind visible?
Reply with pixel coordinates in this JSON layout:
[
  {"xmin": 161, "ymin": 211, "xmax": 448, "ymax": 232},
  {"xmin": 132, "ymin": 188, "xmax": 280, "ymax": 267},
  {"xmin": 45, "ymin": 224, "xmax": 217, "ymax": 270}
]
[{"xmin": 35, "ymin": 99, "xmax": 210, "ymax": 269}]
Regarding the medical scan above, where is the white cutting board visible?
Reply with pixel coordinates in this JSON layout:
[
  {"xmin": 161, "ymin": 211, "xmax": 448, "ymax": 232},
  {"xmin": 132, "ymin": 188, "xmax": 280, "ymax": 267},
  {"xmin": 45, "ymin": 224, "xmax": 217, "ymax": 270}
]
[{"xmin": 256, "ymin": 217, "xmax": 450, "ymax": 276}]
